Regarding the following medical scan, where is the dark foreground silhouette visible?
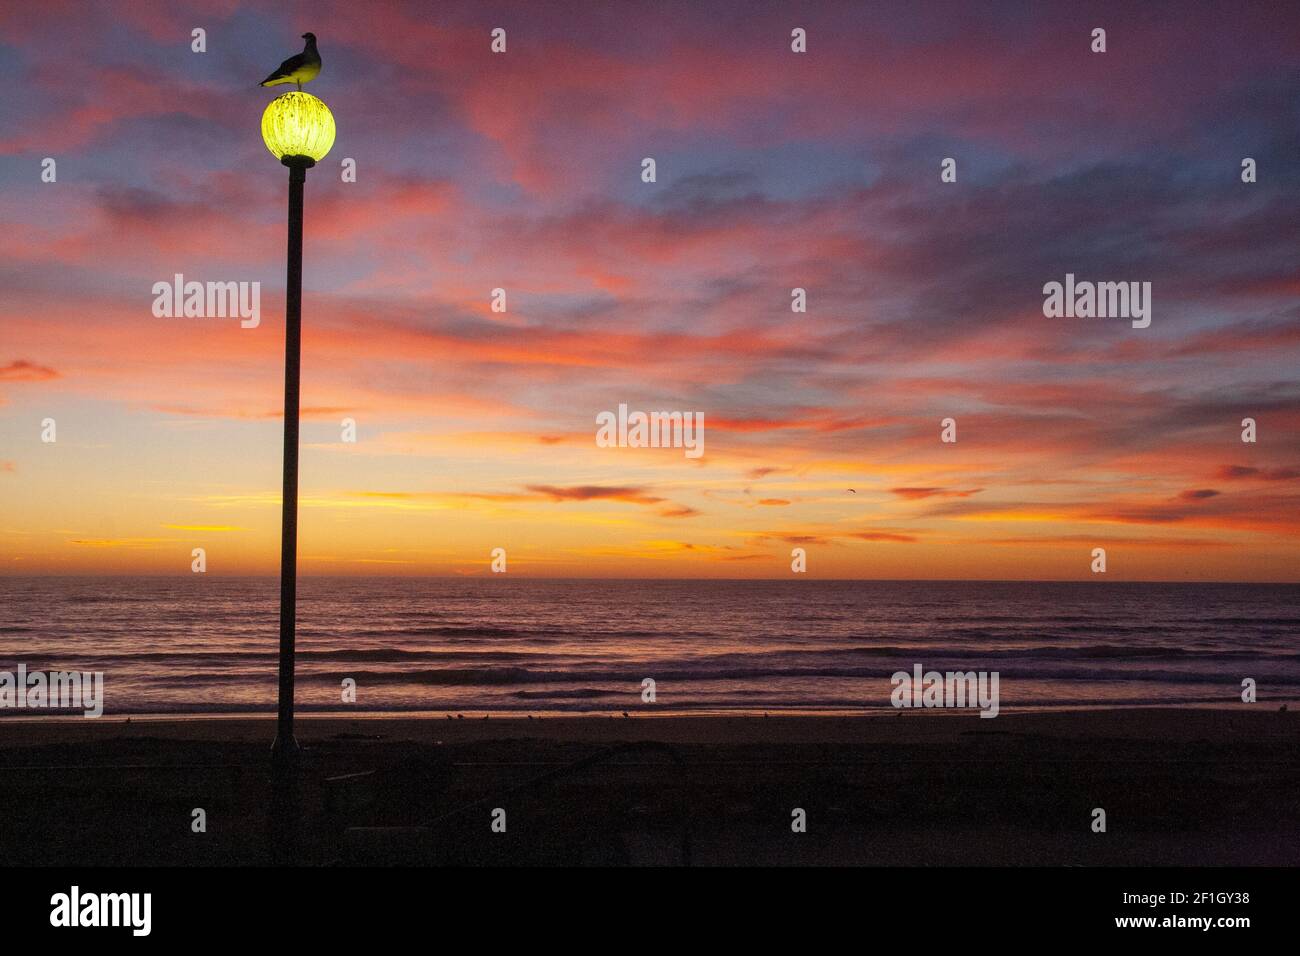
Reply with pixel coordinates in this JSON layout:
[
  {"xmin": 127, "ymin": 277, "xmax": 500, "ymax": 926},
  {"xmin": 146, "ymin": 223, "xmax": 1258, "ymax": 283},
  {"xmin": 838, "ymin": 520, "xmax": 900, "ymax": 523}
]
[{"xmin": 0, "ymin": 709, "xmax": 1296, "ymax": 866}]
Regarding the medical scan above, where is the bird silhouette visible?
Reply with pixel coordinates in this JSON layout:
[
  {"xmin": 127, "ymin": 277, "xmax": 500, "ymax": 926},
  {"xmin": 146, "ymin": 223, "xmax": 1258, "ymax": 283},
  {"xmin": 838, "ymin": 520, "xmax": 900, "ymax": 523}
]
[{"xmin": 260, "ymin": 33, "xmax": 321, "ymax": 90}]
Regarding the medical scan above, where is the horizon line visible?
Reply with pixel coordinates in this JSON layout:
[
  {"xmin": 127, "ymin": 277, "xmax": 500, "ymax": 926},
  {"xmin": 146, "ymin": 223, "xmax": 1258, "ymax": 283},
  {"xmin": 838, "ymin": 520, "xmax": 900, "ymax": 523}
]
[{"xmin": 1, "ymin": 573, "xmax": 1296, "ymax": 585}]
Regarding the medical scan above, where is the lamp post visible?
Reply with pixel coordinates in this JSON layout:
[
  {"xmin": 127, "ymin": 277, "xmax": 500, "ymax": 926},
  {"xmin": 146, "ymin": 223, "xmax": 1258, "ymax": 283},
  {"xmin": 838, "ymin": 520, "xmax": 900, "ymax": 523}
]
[{"xmin": 261, "ymin": 92, "xmax": 336, "ymax": 788}]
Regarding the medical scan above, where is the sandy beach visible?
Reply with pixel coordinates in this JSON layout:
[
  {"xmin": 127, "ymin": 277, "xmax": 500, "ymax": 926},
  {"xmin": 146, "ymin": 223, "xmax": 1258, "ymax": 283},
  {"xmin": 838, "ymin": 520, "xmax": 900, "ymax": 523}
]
[{"xmin": 1, "ymin": 708, "xmax": 1295, "ymax": 866}]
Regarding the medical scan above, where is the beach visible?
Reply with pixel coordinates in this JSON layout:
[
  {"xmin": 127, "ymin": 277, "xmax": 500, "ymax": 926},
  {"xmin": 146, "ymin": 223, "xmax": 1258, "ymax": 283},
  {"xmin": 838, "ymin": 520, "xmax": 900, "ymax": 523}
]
[{"xmin": 2, "ymin": 708, "xmax": 1296, "ymax": 866}]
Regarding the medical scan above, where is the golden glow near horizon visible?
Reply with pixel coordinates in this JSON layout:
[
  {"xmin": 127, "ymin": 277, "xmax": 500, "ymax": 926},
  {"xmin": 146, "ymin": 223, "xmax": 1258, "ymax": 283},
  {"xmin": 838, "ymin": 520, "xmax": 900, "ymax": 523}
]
[{"xmin": 261, "ymin": 92, "xmax": 336, "ymax": 162}]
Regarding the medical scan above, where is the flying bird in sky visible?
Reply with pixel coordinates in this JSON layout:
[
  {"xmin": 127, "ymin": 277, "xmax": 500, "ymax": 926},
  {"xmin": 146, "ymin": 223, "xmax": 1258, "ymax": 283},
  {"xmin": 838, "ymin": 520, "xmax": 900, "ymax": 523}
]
[{"xmin": 259, "ymin": 33, "xmax": 321, "ymax": 90}]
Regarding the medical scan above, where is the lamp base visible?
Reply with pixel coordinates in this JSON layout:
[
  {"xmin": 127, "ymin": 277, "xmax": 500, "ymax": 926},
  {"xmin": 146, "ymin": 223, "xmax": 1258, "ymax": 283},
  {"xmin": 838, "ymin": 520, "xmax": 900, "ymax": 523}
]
[
  {"xmin": 281, "ymin": 155, "xmax": 316, "ymax": 170},
  {"xmin": 271, "ymin": 733, "xmax": 302, "ymax": 776},
  {"xmin": 269, "ymin": 735, "xmax": 302, "ymax": 864}
]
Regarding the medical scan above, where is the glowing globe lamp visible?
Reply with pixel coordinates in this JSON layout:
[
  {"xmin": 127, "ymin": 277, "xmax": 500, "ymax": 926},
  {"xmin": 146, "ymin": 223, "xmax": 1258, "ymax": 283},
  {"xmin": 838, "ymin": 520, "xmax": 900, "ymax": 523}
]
[{"xmin": 261, "ymin": 91, "xmax": 336, "ymax": 166}]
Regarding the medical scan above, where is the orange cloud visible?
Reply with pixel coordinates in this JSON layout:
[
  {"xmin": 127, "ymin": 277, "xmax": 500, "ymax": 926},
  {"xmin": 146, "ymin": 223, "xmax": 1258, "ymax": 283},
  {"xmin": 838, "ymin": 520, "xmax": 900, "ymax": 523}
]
[
  {"xmin": 0, "ymin": 360, "xmax": 58, "ymax": 381},
  {"xmin": 525, "ymin": 485, "xmax": 664, "ymax": 505},
  {"xmin": 891, "ymin": 487, "xmax": 982, "ymax": 500}
]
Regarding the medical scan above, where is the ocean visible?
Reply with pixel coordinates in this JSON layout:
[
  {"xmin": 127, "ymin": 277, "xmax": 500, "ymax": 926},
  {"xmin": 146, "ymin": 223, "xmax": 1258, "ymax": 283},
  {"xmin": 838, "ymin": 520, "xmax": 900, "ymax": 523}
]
[{"xmin": 1, "ymin": 577, "xmax": 1297, "ymax": 716}]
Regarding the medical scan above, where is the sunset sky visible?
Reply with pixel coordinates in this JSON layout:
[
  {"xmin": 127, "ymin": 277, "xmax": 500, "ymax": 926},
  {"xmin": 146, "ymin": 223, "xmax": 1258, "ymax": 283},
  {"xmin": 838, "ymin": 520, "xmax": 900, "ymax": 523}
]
[{"xmin": 1, "ymin": 0, "xmax": 1298, "ymax": 579}]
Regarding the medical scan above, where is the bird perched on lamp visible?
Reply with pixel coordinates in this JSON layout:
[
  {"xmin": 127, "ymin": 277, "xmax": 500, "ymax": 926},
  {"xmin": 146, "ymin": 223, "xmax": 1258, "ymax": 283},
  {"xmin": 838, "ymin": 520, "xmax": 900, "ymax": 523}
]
[{"xmin": 260, "ymin": 33, "xmax": 321, "ymax": 90}]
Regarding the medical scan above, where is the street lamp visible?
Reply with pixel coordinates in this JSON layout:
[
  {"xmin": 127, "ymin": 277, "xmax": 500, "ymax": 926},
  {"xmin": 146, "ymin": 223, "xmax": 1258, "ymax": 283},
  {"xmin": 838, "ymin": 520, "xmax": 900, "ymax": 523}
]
[{"xmin": 261, "ymin": 91, "xmax": 335, "ymax": 779}]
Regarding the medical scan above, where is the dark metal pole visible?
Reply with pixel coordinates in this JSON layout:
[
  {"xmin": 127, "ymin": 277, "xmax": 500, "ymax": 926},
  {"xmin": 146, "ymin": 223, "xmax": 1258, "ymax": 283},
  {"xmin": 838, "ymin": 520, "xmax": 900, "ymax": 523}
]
[{"xmin": 272, "ymin": 157, "xmax": 312, "ymax": 776}]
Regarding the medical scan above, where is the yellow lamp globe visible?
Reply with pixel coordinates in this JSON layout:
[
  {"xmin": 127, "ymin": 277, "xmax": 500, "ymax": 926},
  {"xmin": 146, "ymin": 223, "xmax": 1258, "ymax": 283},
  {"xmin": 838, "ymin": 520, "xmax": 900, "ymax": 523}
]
[{"xmin": 261, "ymin": 91, "xmax": 336, "ymax": 164}]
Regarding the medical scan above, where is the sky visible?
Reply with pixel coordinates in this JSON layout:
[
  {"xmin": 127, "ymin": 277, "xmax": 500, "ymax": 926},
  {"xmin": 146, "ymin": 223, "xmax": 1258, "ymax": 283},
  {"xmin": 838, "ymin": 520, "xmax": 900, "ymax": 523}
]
[{"xmin": 0, "ymin": 0, "xmax": 1298, "ymax": 580}]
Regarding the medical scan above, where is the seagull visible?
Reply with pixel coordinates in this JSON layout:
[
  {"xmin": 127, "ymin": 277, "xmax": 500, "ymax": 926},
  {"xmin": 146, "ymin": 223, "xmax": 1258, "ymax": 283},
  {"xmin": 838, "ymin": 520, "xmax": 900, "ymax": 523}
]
[{"xmin": 259, "ymin": 33, "xmax": 321, "ymax": 90}]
